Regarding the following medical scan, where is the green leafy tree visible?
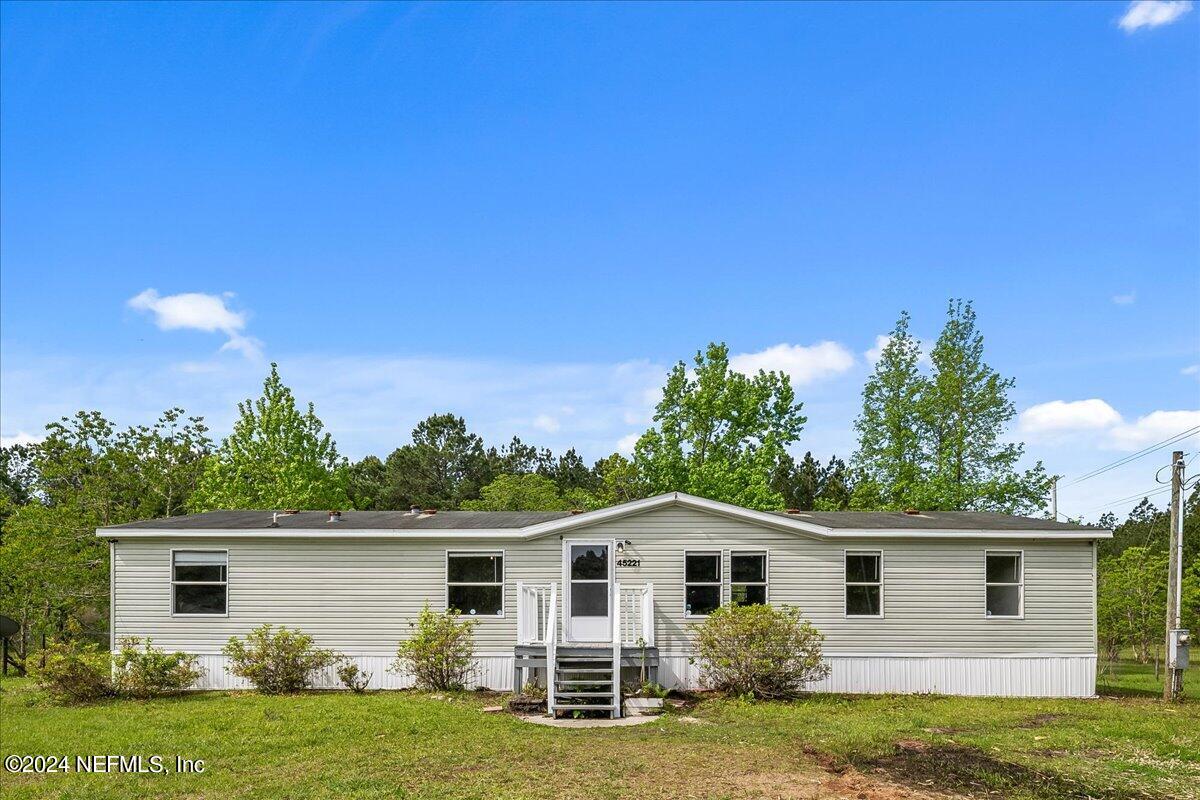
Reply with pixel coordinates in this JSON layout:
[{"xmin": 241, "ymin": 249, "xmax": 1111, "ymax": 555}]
[
  {"xmin": 549, "ymin": 448, "xmax": 598, "ymax": 494},
  {"xmin": 1, "ymin": 409, "xmax": 210, "ymax": 657},
  {"xmin": 815, "ymin": 456, "xmax": 854, "ymax": 510},
  {"xmin": 461, "ymin": 473, "xmax": 568, "ymax": 511},
  {"xmin": 347, "ymin": 455, "xmax": 387, "ymax": 511},
  {"xmin": 850, "ymin": 302, "xmax": 1047, "ymax": 513},
  {"xmin": 771, "ymin": 451, "xmax": 822, "ymax": 510},
  {"xmin": 1098, "ymin": 546, "xmax": 1168, "ymax": 663},
  {"xmin": 592, "ymin": 453, "xmax": 644, "ymax": 507},
  {"xmin": 917, "ymin": 300, "xmax": 1048, "ymax": 512},
  {"xmin": 851, "ymin": 312, "xmax": 925, "ymax": 509},
  {"xmin": 381, "ymin": 414, "xmax": 492, "ymax": 510},
  {"xmin": 487, "ymin": 436, "xmax": 553, "ymax": 477},
  {"xmin": 189, "ymin": 364, "xmax": 349, "ymax": 511},
  {"xmin": 634, "ymin": 342, "xmax": 807, "ymax": 510}
]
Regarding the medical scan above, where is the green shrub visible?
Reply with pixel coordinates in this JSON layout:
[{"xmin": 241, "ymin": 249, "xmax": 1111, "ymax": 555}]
[
  {"xmin": 113, "ymin": 637, "xmax": 204, "ymax": 698},
  {"xmin": 336, "ymin": 659, "xmax": 372, "ymax": 693},
  {"xmin": 222, "ymin": 624, "xmax": 338, "ymax": 694},
  {"xmin": 392, "ymin": 604, "xmax": 476, "ymax": 691},
  {"xmin": 33, "ymin": 636, "xmax": 115, "ymax": 704},
  {"xmin": 690, "ymin": 604, "xmax": 829, "ymax": 699}
]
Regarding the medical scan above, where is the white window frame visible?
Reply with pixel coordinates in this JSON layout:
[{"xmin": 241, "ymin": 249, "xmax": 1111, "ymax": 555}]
[
  {"xmin": 684, "ymin": 550, "xmax": 722, "ymax": 619},
  {"xmin": 445, "ymin": 550, "xmax": 506, "ymax": 619},
  {"xmin": 984, "ymin": 549, "xmax": 1024, "ymax": 620},
  {"xmin": 843, "ymin": 549, "xmax": 884, "ymax": 619},
  {"xmin": 730, "ymin": 550, "xmax": 769, "ymax": 606},
  {"xmin": 170, "ymin": 548, "xmax": 229, "ymax": 618}
]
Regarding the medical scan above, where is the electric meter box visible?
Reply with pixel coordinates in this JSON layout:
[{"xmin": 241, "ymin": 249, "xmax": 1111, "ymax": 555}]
[{"xmin": 1168, "ymin": 629, "xmax": 1190, "ymax": 669}]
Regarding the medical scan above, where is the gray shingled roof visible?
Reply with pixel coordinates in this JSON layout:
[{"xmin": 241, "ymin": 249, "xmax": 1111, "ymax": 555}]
[
  {"xmin": 101, "ymin": 508, "xmax": 1097, "ymax": 532},
  {"xmin": 766, "ymin": 510, "xmax": 1100, "ymax": 532}
]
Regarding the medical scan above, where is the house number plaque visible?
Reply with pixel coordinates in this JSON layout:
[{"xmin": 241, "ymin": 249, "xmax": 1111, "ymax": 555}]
[{"xmin": 616, "ymin": 558, "xmax": 641, "ymax": 567}]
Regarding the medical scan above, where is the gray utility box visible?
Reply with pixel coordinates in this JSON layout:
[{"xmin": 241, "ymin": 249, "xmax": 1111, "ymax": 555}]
[{"xmin": 1168, "ymin": 629, "xmax": 1190, "ymax": 669}]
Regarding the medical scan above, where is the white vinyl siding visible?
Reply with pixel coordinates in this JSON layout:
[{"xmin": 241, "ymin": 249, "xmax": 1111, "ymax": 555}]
[{"xmin": 113, "ymin": 505, "xmax": 1096, "ymax": 659}]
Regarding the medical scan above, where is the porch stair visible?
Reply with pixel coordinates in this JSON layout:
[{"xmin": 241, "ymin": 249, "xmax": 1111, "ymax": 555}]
[{"xmin": 553, "ymin": 649, "xmax": 619, "ymax": 716}]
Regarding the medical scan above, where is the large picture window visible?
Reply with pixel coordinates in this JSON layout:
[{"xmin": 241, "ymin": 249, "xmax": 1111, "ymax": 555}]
[
  {"xmin": 172, "ymin": 551, "xmax": 228, "ymax": 615},
  {"xmin": 985, "ymin": 551, "xmax": 1023, "ymax": 618},
  {"xmin": 685, "ymin": 552, "xmax": 721, "ymax": 617},
  {"xmin": 844, "ymin": 551, "xmax": 882, "ymax": 617},
  {"xmin": 731, "ymin": 552, "xmax": 767, "ymax": 606},
  {"xmin": 447, "ymin": 551, "xmax": 504, "ymax": 617}
]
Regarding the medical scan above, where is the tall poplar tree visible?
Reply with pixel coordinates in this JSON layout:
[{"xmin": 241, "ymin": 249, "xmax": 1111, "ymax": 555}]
[
  {"xmin": 918, "ymin": 300, "xmax": 1047, "ymax": 513},
  {"xmin": 851, "ymin": 311, "xmax": 926, "ymax": 509}
]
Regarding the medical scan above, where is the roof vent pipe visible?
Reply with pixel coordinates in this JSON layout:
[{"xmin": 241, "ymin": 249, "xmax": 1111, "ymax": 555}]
[
  {"xmin": 422, "ymin": 508, "xmax": 437, "ymax": 515},
  {"xmin": 904, "ymin": 508, "xmax": 921, "ymax": 515},
  {"xmin": 785, "ymin": 508, "xmax": 801, "ymax": 514},
  {"xmin": 328, "ymin": 510, "xmax": 342, "ymax": 523},
  {"xmin": 408, "ymin": 505, "xmax": 421, "ymax": 516}
]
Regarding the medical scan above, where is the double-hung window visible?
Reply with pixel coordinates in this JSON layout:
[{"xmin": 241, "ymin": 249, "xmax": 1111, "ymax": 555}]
[
  {"xmin": 447, "ymin": 551, "xmax": 504, "ymax": 617},
  {"xmin": 844, "ymin": 551, "xmax": 882, "ymax": 617},
  {"xmin": 731, "ymin": 552, "xmax": 768, "ymax": 606},
  {"xmin": 172, "ymin": 551, "xmax": 228, "ymax": 615},
  {"xmin": 985, "ymin": 551, "xmax": 1023, "ymax": 618},
  {"xmin": 684, "ymin": 552, "xmax": 721, "ymax": 617}
]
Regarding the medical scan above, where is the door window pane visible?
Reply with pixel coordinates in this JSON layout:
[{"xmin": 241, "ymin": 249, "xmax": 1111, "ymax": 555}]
[
  {"xmin": 570, "ymin": 582, "xmax": 608, "ymax": 617},
  {"xmin": 570, "ymin": 545, "xmax": 608, "ymax": 580}
]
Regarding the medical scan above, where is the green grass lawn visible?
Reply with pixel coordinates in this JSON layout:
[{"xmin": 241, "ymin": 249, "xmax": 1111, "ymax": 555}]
[{"xmin": 1, "ymin": 664, "xmax": 1196, "ymax": 800}]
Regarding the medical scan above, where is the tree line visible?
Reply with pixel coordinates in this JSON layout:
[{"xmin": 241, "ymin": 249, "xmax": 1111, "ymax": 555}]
[{"xmin": 6, "ymin": 299, "xmax": 1188, "ymax": 663}]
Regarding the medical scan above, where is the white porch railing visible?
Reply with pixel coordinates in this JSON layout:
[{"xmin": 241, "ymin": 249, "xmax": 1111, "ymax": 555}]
[
  {"xmin": 516, "ymin": 582, "xmax": 555, "ymax": 645},
  {"xmin": 516, "ymin": 581, "xmax": 655, "ymax": 648},
  {"xmin": 616, "ymin": 583, "xmax": 654, "ymax": 647}
]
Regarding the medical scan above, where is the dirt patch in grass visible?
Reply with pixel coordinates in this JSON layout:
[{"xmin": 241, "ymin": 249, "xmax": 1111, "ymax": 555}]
[{"xmin": 862, "ymin": 739, "xmax": 1157, "ymax": 800}]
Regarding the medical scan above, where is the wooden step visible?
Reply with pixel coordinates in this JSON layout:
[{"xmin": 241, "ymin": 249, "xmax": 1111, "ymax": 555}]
[{"xmin": 553, "ymin": 704, "xmax": 616, "ymax": 711}]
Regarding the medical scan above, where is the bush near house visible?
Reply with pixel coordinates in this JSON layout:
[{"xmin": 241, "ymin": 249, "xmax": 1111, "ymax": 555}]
[
  {"xmin": 31, "ymin": 636, "xmax": 115, "ymax": 704},
  {"xmin": 336, "ymin": 659, "xmax": 372, "ymax": 693},
  {"xmin": 223, "ymin": 624, "xmax": 339, "ymax": 694},
  {"xmin": 690, "ymin": 603, "xmax": 830, "ymax": 699},
  {"xmin": 392, "ymin": 604, "xmax": 476, "ymax": 691},
  {"xmin": 112, "ymin": 637, "xmax": 205, "ymax": 698}
]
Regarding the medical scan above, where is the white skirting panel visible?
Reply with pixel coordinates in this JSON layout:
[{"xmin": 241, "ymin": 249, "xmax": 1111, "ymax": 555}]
[
  {"xmin": 187, "ymin": 654, "xmax": 515, "ymax": 692},
  {"xmin": 184, "ymin": 652, "xmax": 1094, "ymax": 697},
  {"xmin": 657, "ymin": 653, "xmax": 1097, "ymax": 698}
]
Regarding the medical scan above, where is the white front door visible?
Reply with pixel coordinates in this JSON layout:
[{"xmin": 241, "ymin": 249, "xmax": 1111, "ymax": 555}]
[{"xmin": 565, "ymin": 540, "xmax": 612, "ymax": 642}]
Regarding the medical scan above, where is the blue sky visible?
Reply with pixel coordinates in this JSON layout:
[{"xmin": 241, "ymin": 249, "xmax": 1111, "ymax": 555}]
[{"xmin": 2, "ymin": 1, "xmax": 1197, "ymax": 521}]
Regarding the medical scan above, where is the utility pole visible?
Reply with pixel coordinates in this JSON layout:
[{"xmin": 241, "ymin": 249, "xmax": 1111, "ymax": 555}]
[
  {"xmin": 1164, "ymin": 451, "xmax": 1186, "ymax": 702},
  {"xmin": 1050, "ymin": 477, "xmax": 1058, "ymax": 520}
]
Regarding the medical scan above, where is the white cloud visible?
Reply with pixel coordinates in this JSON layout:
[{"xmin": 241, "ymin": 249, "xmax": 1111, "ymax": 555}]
[
  {"xmin": 1118, "ymin": 0, "xmax": 1193, "ymax": 31},
  {"xmin": 1019, "ymin": 399, "xmax": 1200, "ymax": 452},
  {"xmin": 532, "ymin": 414, "xmax": 561, "ymax": 434},
  {"xmin": 1111, "ymin": 291, "xmax": 1137, "ymax": 305},
  {"xmin": 128, "ymin": 289, "xmax": 263, "ymax": 360},
  {"xmin": 1019, "ymin": 399, "xmax": 1123, "ymax": 435},
  {"xmin": 1182, "ymin": 364, "xmax": 1199, "ymax": 377},
  {"xmin": 0, "ymin": 431, "xmax": 42, "ymax": 448},
  {"xmin": 730, "ymin": 341, "xmax": 856, "ymax": 386},
  {"xmin": 616, "ymin": 433, "xmax": 640, "ymax": 454},
  {"xmin": 1109, "ymin": 409, "xmax": 1200, "ymax": 450},
  {"xmin": 864, "ymin": 334, "xmax": 933, "ymax": 367}
]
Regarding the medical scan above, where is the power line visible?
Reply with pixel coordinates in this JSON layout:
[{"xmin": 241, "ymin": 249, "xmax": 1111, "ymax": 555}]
[
  {"xmin": 1064, "ymin": 425, "xmax": 1200, "ymax": 487},
  {"xmin": 1081, "ymin": 484, "xmax": 1173, "ymax": 515}
]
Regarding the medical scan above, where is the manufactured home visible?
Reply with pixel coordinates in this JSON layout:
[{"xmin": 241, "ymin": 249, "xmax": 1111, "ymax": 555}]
[{"xmin": 99, "ymin": 492, "xmax": 1110, "ymax": 715}]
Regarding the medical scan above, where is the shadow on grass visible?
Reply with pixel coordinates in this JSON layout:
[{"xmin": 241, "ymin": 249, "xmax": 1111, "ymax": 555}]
[{"xmin": 861, "ymin": 740, "xmax": 1154, "ymax": 800}]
